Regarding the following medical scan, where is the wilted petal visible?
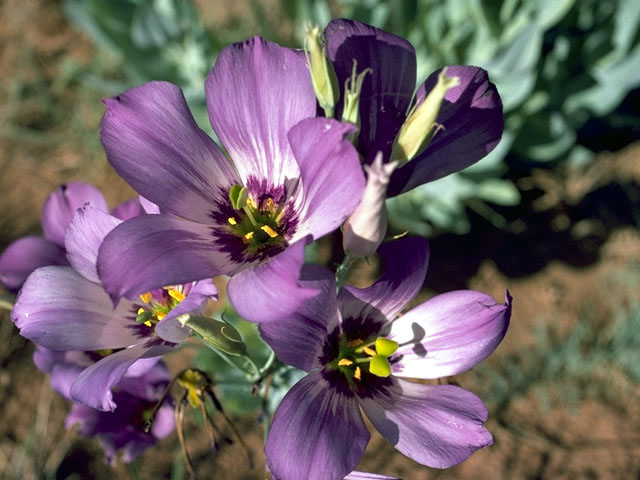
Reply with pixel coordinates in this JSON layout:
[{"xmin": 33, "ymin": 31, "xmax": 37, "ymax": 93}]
[
  {"xmin": 70, "ymin": 343, "xmax": 169, "ymax": 411},
  {"xmin": 205, "ymin": 36, "xmax": 316, "ymax": 186},
  {"xmin": 227, "ymin": 237, "xmax": 318, "ymax": 323},
  {"xmin": 111, "ymin": 198, "xmax": 144, "ymax": 220},
  {"xmin": 359, "ymin": 379, "xmax": 492, "ymax": 469},
  {"xmin": 325, "ymin": 19, "xmax": 416, "ymax": 159},
  {"xmin": 266, "ymin": 370, "xmax": 370, "ymax": 480},
  {"xmin": 155, "ymin": 279, "xmax": 218, "ymax": 343},
  {"xmin": 101, "ymin": 81, "xmax": 239, "ymax": 224},
  {"xmin": 388, "ymin": 66, "xmax": 504, "ymax": 196},
  {"xmin": 390, "ymin": 290, "xmax": 511, "ymax": 378},
  {"xmin": 12, "ymin": 266, "xmax": 140, "ymax": 351},
  {"xmin": 288, "ymin": 118, "xmax": 365, "ymax": 243},
  {"xmin": 342, "ymin": 237, "xmax": 429, "ymax": 322},
  {"xmin": 41, "ymin": 182, "xmax": 109, "ymax": 247},
  {"xmin": 259, "ymin": 265, "xmax": 335, "ymax": 371},
  {"xmin": 97, "ymin": 214, "xmax": 229, "ymax": 302},
  {"xmin": 65, "ymin": 206, "xmax": 122, "ymax": 283},
  {"xmin": 0, "ymin": 236, "xmax": 67, "ymax": 292}
]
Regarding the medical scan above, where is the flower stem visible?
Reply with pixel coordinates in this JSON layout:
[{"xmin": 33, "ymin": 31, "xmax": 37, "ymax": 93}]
[
  {"xmin": 0, "ymin": 294, "xmax": 15, "ymax": 311},
  {"xmin": 335, "ymin": 252, "xmax": 358, "ymax": 291}
]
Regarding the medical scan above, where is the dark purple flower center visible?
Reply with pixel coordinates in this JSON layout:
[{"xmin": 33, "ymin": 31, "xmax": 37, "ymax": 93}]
[
  {"xmin": 211, "ymin": 179, "xmax": 298, "ymax": 264},
  {"xmin": 128, "ymin": 286, "xmax": 186, "ymax": 338}
]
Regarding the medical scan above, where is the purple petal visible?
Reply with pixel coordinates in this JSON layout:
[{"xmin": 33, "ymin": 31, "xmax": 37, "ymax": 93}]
[
  {"xmin": 266, "ymin": 370, "xmax": 370, "ymax": 480},
  {"xmin": 101, "ymin": 81, "xmax": 239, "ymax": 223},
  {"xmin": 227, "ymin": 237, "xmax": 318, "ymax": 323},
  {"xmin": 139, "ymin": 196, "xmax": 160, "ymax": 214},
  {"xmin": 33, "ymin": 347, "xmax": 92, "ymax": 400},
  {"xmin": 65, "ymin": 206, "xmax": 122, "ymax": 283},
  {"xmin": 97, "ymin": 214, "xmax": 228, "ymax": 302},
  {"xmin": 342, "ymin": 237, "xmax": 429, "ymax": 321},
  {"xmin": 0, "ymin": 236, "xmax": 68, "ymax": 292},
  {"xmin": 115, "ymin": 360, "xmax": 171, "ymax": 401},
  {"xmin": 155, "ymin": 279, "xmax": 218, "ymax": 343},
  {"xmin": 288, "ymin": 118, "xmax": 365, "ymax": 242},
  {"xmin": 388, "ymin": 66, "xmax": 504, "ymax": 196},
  {"xmin": 70, "ymin": 343, "xmax": 170, "ymax": 411},
  {"xmin": 325, "ymin": 19, "xmax": 416, "ymax": 159},
  {"xmin": 41, "ymin": 182, "xmax": 109, "ymax": 247},
  {"xmin": 111, "ymin": 198, "xmax": 145, "ymax": 220},
  {"xmin": 389, "ymin": 290, "xmax": 511, "ymax": 378},
  {"xmin": 359, "ymin": 378, "xmax": 492, "ymax": 468},
  {"xmin": 259, "ymin": 265, "xmax": 336, "ymax": 370},
  {"xmin": 205, "ymin": 36, "xmax": 316, "ymax": 186},
  {"xmin": 12, "ymin": 266, "xmax": 141, "ymax": 350}
]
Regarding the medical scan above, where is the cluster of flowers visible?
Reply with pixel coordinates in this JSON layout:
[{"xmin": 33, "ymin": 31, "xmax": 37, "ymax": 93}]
[{"xmin": 1, "ymin": 19, "xmax": 511, "ymax": 480}]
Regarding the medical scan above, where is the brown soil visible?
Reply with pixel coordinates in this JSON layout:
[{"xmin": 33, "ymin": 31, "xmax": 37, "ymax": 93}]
[{"xmin": 1, "ymin": 1, "xmax": 640, "ymax": 479}]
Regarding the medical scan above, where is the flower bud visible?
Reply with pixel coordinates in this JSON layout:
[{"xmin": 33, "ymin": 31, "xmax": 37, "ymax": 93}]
[
  {"xmin": 391, "ymin": 68, "xmax": 460, "ymax": 166},
  {"xmin": 343, "ymin": 152, "xmax": 397, "ymax": 257},
  {"xmin": 304, "ymin": 24, "xmax": 340, "ymax": 118},
  {"xmin": 341, "ymin": 60, "xmax": 371, "ymax": 129},
  {"xmin": 180, "ymin": 315, "xmax": 246, "ymax": 356}
]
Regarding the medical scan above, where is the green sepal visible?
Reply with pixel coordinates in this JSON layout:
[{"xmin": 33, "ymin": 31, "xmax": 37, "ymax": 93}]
[
  {"xmin": 229, "ymin": 185, "xmax": 248, "ymax": 210},
  {"xmin": 183, "ymin": 315, "xmax": 247, "ymax": 356},
  {"xmin": 369, "ymin": 355, "xmax": 391, "ymax": 377},
  {"xmin": 375, "ymin": 337, "xmax": 399, "ymax": 357}
]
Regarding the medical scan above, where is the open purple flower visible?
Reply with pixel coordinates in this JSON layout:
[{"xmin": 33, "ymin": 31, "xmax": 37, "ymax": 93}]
[
  {"xmin": 96, "ymin": 36, "xmax": 365, "ymax": 323},
  {"xmin": 324, "ymin": 19, "xmax": 504, "ymax": 196},
  {"xmin": 64, "ymin": 360, "xmax": 175, "ymax": 464},
  {"xmin": 259, "ymin": 237, "xmax": 511, "ymax": 479},
  {"xmin": 12, "ymin": 205, "xmax": 216, "ymax": 411}
]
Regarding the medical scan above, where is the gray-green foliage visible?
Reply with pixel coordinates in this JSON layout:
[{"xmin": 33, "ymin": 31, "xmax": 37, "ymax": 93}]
[{"xmin": 62, "ymin": 0, "xmax": 640, "ymax": 234}]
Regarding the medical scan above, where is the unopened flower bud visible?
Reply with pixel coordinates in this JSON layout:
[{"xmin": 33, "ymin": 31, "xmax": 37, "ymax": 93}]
[
  {"xmin": 341, "ymin": 60, "xmax": 371, "ymax": 129},
  {"xmin": 343, "ymin": 152, "xmax": 397, "ymax": 257},
  {"xmin": 304, "ymin": 24, "xmax": 340, "ymax": 118},
  {"xmin": 391, "ymin": 68, "xmax": 460, "ymax": 167},
  {"xmin": 180, "ymin": 315, "xmax": 246, "ymax": 356}
]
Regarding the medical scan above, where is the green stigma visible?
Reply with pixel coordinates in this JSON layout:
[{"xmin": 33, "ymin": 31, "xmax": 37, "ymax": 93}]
[{"xmin": 331, "ymin": 335, "xmax": 399, "ymax": 382}]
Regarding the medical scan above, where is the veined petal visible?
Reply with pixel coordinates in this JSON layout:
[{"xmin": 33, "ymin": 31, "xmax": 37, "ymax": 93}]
[
  {"xmin": 70, "ymin": 343, "xmax": 170, "ymax": 411},
  {"xmin": 0, "ymin": 236, "xmax": 68, "ymax": 292},
  {"xmin": 359, "ymin": 378, "xmax": 492, "ymax": 469},
  {"xmin": 288, "ymin": 118, "xmax": 365, "ymax": 243},
  {"xmin": 342, "ymin": 237, "xmax": 429, "ymax": 322},
  {"xmin": 155, "ymin": 279, "xmax": 218, "ymax": 343},
  {"xmin": 97, "ymin": 214, "xmax": 229, "ymax": 302},
  {"xmin": 227, "ymin": 237, "xmax": 318, "ymax": 323},
  {"xmin": 325, "ymin": 19, "xmax": 416, "ymax": 159},
  {"xmin": 205, "ymin": 36, "xmax": 316, "ymax": 186},
  {"xmin": 389, "ymin": 290, "xmax": 511, "ymax": 378},
  {"xmin": 111, "ymin": 198, "xmax": 145, "ymax": 220},
  {"xmin": 101, "ymin": 81, "xmax": 239, "ymax": 224},
  {"xmin": 388, "ymin": 66, "xmax": 504, "ymax": 196},
  {"xmin": 266, "ymin": 370, "xmax": 370, "ymax": 480},
  {"xmin": 65, "ymin": 206, "xmax": 122, "ymax": 283},
  {"xmin": 12, "ymin": 266, "xmax": 140, "ymax": 351},
  {"xmin": 259, "ymin": 265, "xmax": 336, "ymax": 371},
  {"xmin": 41, "ymin": 182, "xmax": 109, "ymax": 247}
]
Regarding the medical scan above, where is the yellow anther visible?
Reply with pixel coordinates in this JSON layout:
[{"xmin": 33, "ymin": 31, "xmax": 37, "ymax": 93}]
[
  {"xmin": 260, "ymin": 225, "xmax": 278, "ymax": 238},
  {"xmin": 228, "ymin": 217, "xmax": 237, "ymax": 225},
  {"xmin": 140, "ymin": 292, "xmax": 152, "ymax": 304},
  {"xmin": 347, "ymin": 339, "xmax": 364, "ymax": 348},
  {"xmin": 354, "ymin": 366, "xmax": 362, "ymax": 381},
  {"xmin": 156, "ymin": 311, "xmax": 166, "ymax": 321},
  {"xmin": 144, "ymin": 320, "xmax": 153, "ymax": 327},
  {"xmin": 338, "ymin": 358, "xmax": 353, "ymax": 366},
  {"xmin": 137, "ymin": 307, "xmax": 145, "ymax": 315},
  {"xmin": 263, "ymin": 197, "xmax": 276, "ymax": 212},
  {"xmin": 243, "ymin": 231, "xmax": 254, "ymax": 243},
  {"xmin": 363, "ymin": 346, "xmax": 377, "ymax": 357},
  {"xmin": 168, "ymin": 289, "xmax": 186, "ymax": 302}
]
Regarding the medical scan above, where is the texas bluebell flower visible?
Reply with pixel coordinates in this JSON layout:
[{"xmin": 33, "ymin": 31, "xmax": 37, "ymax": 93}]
[
  {"xmin": 0, "ymin": 182, "xmax": 140, "ymax": 292},
  {"xmin": 64, "ymin": 360, "xmax": 175, "ymax": 464},
  {"xmin": 12, "ymin": 205, "xmax": 216, "ymax": 410},
  {"xmin": 96, "ymin": 36, "xmax": 365, "ymax": 324},
  {"xmin": 324, "ymin": 19, "xmax": 504, "ymax": 196},
  {"xmin": 259, "ymin": 237, "xmax": 511, "ymax": 480}
]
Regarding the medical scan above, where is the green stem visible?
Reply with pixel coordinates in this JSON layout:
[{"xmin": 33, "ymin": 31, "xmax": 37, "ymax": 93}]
[
  {"xmin": 0, "ymin": 294, "xmax": 15, "ymax": 311},
  {"xmin": 335, "ymin": 253, "xmax": 358, "ymax": 291}
]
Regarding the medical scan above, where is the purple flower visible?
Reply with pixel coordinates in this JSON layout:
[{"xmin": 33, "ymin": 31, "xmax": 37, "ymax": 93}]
[
  {"xmin": 96, "ymin": 36, "xmax": 365, "ymax": 323},
  {"xmin": 12, "ymin": 205, "xmax": 216, "ymax": 411},
  {"xmin": 0, "ymin": 182, "xmax": 112, "ymax": 292},
  {"xmin": 324, "ymin": 19, "xmax": 504, "ymax": 196},
  {"xmin": 259, "ymin": 237, "xmax": 511, "ymax": 479},
  {"xmin": 64, "ymin": 360, "xmax": 175, "ymax": 464}
]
